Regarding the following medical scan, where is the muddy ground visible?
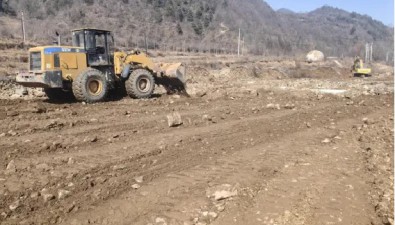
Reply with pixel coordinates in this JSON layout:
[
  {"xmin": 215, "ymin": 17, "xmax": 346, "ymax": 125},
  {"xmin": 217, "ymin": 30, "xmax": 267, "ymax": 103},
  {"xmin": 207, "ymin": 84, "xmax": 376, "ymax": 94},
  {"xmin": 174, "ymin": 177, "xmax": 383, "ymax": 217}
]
[{"xmin": 0, "ymin": 57, "xmax": 394, "ymax": 225}]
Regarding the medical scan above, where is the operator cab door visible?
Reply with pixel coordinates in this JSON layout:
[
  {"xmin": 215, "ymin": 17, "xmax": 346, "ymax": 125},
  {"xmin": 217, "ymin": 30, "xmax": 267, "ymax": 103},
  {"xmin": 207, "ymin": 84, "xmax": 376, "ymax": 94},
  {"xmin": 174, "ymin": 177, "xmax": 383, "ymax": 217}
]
[{"xmin": 72, "ymin": 30, "xmax": 114, "ymax": 66}]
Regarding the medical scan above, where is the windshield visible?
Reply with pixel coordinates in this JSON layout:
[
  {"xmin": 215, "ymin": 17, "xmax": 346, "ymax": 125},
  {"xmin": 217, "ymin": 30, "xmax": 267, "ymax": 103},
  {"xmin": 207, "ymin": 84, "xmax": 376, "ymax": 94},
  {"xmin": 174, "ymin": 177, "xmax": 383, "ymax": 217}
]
[
  {"xmin": 85, "ymin": 30, "xmax": 110, "ymax": 65},
  {"xmin": 72, "ymin": 30, "xmax": 112, "ymax": 65}
]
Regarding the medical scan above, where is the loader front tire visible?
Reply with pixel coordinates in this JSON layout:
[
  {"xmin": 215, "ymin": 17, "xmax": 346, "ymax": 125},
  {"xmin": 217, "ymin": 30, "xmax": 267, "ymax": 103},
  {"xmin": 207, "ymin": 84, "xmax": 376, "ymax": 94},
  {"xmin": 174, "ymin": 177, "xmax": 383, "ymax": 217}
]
[
  {"xmin": 72, "ymin": 68, "xmax": 108, "ymax": 103},
  {"xmin": 126, "ymin": 69, "xmax": 155, "ymax": 99}
]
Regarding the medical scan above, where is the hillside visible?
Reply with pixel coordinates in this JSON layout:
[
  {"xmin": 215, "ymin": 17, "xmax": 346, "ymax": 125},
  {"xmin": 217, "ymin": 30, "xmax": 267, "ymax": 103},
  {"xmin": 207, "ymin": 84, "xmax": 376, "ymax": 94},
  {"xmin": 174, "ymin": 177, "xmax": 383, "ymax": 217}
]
[
  {"xmin": 0, "ymin": 0, "xmax": 393, "ymax": 60},
  {"xmin": 279, "ymin": 6, "xmax": 393, "ymax": 59}
]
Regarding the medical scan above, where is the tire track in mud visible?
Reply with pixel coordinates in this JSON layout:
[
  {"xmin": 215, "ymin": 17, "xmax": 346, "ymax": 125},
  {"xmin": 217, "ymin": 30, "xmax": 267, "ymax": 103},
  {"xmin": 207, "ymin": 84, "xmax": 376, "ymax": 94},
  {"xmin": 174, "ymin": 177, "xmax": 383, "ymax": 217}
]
[
  {"xmin": 0, "ymin": 96, "xmax": 259, "ymax": 165},
  {"xmin": 1, "ymin": 94, "xmax": 389, "ymax": 224},
  {"xmin": 0, "ymin": 89, "xmax": 312, "ymax": 168},
  {"xmin": 213, "ymin": 116, "xmax": 384, "ymax": 225},
  {"xmin": 61, "ymin": 103, "xmax": 392, "ymax": 225}
]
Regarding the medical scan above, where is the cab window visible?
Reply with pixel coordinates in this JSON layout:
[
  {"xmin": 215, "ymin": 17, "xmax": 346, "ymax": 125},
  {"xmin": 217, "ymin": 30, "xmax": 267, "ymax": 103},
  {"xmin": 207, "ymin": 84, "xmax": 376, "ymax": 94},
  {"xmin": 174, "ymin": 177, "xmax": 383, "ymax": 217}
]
[{"xmin": 85, "ymin": 30, "xmax": 109, "ymax": 65}]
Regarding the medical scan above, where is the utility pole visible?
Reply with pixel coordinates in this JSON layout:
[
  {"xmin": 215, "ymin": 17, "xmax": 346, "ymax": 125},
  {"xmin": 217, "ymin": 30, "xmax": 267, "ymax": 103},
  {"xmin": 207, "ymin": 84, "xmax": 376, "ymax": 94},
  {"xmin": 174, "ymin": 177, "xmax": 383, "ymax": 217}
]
[
  {"xmin": 21, "ymin": 11, "xmax": 26, "ymax": 47},
  {"xmin": 237, "ymin": 28, "xmax": 240, "ymax": 57},
  {"xmin": 365, "ymin": 42, "xmax": 373, "ymax": 62},
  {"xmin": 386, "ymin": 51, "xmax": 390, "ymax": 63}
]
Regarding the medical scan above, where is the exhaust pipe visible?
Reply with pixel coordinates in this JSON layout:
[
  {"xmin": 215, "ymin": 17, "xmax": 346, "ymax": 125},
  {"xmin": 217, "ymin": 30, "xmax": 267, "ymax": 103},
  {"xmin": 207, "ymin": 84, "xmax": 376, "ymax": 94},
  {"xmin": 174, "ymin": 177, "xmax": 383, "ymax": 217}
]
[{"xmin": 55, "ymin": 31, "xmax": 61, "ymax": 46}]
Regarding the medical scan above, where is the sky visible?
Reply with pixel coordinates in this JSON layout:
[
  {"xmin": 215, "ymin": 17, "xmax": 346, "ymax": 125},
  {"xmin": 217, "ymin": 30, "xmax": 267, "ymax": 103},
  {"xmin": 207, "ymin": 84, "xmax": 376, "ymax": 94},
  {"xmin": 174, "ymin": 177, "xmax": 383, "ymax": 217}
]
[{"xmin": 265, "ymin": 0, "xmax": 394, "ymax": 26}]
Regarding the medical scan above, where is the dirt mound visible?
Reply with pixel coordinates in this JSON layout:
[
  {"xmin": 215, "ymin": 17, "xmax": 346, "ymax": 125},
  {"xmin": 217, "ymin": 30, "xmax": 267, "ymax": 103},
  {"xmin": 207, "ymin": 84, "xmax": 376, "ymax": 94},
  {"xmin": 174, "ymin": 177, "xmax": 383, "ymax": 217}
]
[
  {"xmin": 0, "ymin": 80, "xmax": 45, "ymax": 100},
  {"xmin": 0, "ymin": 79, "xmax": 19, "ymax": 98},
  {"xmin": 288, "ymin": 66, "xmax": 349, "ymax": 79},
  {"xmin": 187, "ymin": 64, "xmax": 268, "ymax": 84},
  {"xmin": 187, "ymin": 67, "xmax": 212, "ymax": 83},
  {"xmin": 214, "ymin": 64, "xmax": 286, "ymax": 81},
  {"xmin": 226, "ymin": 66, "xmax": 259, "ymax": 79},
  {"xmin": 372, "ymin": 63, "xmax": 394, "ymax": 77}
]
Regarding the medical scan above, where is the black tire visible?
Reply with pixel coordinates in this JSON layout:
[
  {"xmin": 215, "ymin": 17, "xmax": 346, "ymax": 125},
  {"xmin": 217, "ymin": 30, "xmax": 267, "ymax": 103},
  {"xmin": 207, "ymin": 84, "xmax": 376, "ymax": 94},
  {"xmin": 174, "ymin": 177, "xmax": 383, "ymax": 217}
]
[
  {"xmin": 72, "ymin": 68, "xmax": 108, "ymax": 103},
  {"xmin": 44, "ymin": 88, "xmax": 75, "ymax": 102},
  {"xmin": 125, "ymin": 69, "xmax": 155, "ymax": 99}
]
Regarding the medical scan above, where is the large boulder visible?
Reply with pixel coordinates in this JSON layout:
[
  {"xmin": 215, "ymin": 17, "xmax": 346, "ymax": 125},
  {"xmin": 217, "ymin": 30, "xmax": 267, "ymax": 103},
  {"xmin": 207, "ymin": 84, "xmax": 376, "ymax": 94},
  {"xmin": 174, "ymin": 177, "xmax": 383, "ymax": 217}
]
[{"xmin": 306, "ymin": 50, "xmax": 325, "ymax": 63}]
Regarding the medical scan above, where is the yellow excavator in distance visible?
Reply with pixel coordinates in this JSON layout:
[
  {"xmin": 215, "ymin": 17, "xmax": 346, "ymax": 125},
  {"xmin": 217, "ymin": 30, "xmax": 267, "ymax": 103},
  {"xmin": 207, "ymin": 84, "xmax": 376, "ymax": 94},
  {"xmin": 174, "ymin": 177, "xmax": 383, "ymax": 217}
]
[
  {"xmin": 16, "ymin": 28, "xmax": 186, "ymax": 103},
  {"xmin": 352, "ymin": 57, "xmax": 372, "ymax": 77}
]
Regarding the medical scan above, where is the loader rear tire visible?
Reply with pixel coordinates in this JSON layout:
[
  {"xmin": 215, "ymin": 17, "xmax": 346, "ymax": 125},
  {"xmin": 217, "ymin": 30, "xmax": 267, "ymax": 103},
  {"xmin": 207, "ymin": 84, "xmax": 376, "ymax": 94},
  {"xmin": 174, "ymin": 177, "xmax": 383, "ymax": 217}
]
[
  {"xmin": 44, "ymin": 88, "xmax": 75, "ymax": 102},
  {"xmin": 126, "ymin": 69, "xmax": 155, "ymax": 99},
  {"xmin": 72, "ymin": 68, "xmax": 108, "ymax": 103}
]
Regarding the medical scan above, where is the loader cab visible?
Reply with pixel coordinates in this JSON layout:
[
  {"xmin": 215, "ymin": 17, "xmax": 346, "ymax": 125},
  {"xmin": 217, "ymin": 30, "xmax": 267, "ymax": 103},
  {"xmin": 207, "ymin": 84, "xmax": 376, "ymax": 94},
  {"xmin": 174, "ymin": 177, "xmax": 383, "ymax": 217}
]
[{"xmin": 72, "ymin": 28, "xmax": 114, "ymax": 66}]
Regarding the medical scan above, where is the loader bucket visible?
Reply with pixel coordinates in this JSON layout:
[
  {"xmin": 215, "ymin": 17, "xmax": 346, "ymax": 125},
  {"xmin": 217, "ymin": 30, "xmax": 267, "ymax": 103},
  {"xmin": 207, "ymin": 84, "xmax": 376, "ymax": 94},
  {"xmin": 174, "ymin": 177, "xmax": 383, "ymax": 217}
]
[{"xmin": 157, "ymin": 63, "xmax": 188, "ymax": 96}]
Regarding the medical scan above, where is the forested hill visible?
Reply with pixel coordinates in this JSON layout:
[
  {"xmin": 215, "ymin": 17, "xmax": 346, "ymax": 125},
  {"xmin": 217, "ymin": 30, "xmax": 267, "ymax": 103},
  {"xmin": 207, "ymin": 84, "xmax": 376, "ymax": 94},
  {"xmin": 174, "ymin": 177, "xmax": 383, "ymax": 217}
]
[{"xmin": 0, "ymin": 0, "xmax": 393, "ymax": 59}]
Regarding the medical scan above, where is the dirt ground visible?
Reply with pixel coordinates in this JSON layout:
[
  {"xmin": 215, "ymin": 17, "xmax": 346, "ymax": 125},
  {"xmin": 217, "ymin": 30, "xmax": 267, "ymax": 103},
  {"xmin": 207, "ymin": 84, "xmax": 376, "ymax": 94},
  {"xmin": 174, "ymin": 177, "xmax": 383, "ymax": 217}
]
[{"xmin": 0, "ymin": 57, "xmax": 394, "ymax": 225}]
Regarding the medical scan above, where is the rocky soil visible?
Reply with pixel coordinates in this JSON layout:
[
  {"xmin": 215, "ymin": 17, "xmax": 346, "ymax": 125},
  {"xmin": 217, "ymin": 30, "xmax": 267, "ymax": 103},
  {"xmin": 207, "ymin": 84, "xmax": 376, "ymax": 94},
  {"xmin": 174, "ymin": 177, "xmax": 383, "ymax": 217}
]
[{"xmin": 0, "ymin": 57, "xmax": 393, "ymax": 225}]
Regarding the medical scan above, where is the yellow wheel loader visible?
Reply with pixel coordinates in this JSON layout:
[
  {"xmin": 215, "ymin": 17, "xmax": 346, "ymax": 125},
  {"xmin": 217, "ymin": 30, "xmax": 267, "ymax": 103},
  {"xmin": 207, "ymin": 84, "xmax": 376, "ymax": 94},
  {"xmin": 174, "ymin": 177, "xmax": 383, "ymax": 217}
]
[{"xmin": 16, "ymin": 28, "xmax": 186, "ymax": 103}]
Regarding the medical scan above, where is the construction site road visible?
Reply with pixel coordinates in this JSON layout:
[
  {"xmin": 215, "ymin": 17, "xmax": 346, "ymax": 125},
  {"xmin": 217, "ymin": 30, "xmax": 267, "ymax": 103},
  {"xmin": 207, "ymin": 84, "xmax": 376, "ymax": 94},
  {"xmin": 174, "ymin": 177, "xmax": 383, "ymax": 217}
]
[{"xmin": 0, "ymin": 81, "xmax": 393, "ymax": 225}]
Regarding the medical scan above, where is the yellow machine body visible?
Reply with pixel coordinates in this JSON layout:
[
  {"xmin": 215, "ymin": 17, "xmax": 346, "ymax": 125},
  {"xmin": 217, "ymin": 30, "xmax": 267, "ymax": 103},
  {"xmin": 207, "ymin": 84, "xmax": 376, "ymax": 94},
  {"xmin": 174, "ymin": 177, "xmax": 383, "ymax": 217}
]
[
  {"xmin": 114, "ymin": 51, "xmax": 186, "ymax": 84},
  {"xmin": 352, "ymin": 58, "xmax": 372, "ymax": 76},
  {"xmin": 114, "ymin": 51, "xmax": 159, "ymax": 75},
  {"xmin": 16, "ymin": 28, "xmax": 187, "ymax": 102},
  {"xmin": 17, "ymin": 47, "xmax": 185, "ymax": 88},
  {"xmin": 16, "ymin": 46, "xmax": 88, "ymax": 88}
]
